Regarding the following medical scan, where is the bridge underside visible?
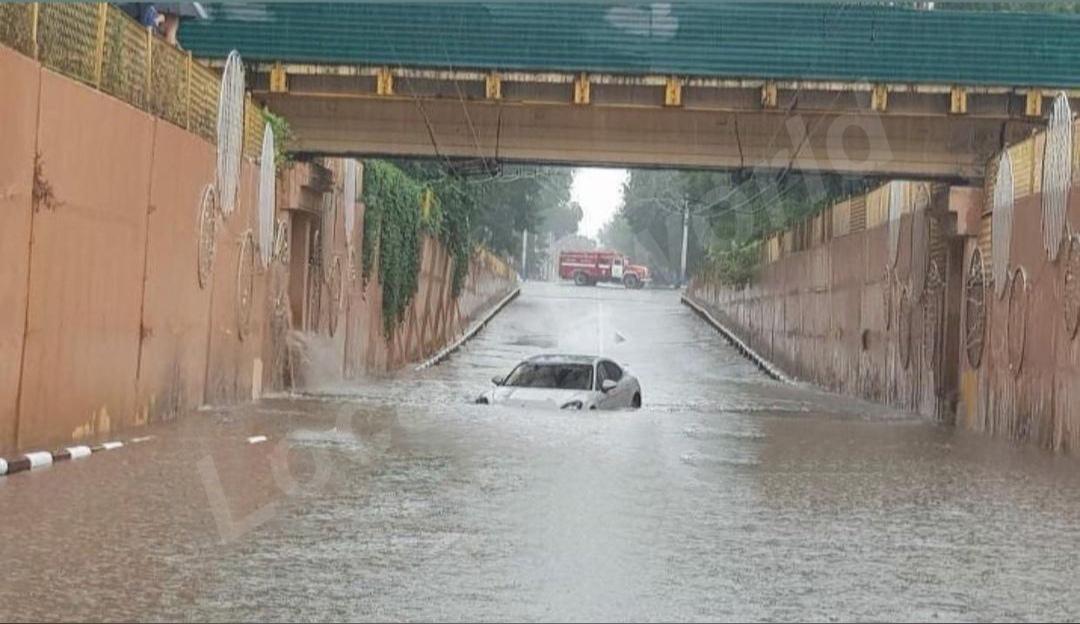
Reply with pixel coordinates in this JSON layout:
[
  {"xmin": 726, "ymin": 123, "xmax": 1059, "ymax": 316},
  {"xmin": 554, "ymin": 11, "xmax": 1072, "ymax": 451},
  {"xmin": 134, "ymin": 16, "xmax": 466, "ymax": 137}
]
[{"xmin": 248, "ymin": 65, "xmax": 1048, "ymax": 181}]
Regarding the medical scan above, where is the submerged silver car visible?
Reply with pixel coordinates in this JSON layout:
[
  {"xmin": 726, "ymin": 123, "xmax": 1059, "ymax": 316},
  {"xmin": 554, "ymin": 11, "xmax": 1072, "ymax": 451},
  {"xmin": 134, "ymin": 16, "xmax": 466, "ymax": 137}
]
[{"xmin": 476, "ymin": 354, "xmax": 642, "ymax": 410}]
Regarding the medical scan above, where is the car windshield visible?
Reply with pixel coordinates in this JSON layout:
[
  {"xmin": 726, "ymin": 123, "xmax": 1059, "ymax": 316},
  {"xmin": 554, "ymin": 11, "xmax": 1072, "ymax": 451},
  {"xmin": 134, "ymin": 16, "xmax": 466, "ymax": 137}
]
[{"xmin": 503, "ymin": 363, "xmax": 593, "ymax": 390}]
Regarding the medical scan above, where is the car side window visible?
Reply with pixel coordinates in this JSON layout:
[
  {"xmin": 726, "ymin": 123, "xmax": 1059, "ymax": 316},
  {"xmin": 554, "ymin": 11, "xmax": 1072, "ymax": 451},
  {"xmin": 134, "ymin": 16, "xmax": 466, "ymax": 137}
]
[
  {"xmin": 602, "ymin": 361, "xmax": 623, "ymax": 382},
  {"xmin": 595, "ymin": 363, "xmax": 608, "ymax": 390}
]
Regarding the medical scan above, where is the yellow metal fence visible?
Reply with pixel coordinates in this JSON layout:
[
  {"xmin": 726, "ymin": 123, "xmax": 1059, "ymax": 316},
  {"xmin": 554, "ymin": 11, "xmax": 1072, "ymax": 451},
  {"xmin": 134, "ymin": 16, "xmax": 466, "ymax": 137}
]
[{"xmin": 0, "ymin": 2, "xmax": 262, "ymax": 157}]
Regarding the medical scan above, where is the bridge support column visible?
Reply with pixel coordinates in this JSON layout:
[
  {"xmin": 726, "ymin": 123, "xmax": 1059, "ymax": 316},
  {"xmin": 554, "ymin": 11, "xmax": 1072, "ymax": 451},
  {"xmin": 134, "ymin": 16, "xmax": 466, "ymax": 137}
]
[
  {"xmin": 950, "ymin": 86, "xmax": 968, "ymax": 115},
  {"xmin": 573, "ymin": 73, "xmax": 590, "ymax": 105},
  {"xmin": 664, "ymin": 77, "xmax": 682, "ymax": 107},
  {"xmin": 871, "ymin": 84, "xmax": 888, "ymax": 112},
  {"xmin": 270, "ymin": 63, "xmax": 288, "ymax": 93},
  {"xmin": 1026, "ymin": 90, "xmax": 1043, "ymax": 117},
  {"xmin": 761, "ymin": 82, "xmax": 777, "ymax": 109},
  {"xmin": 376, "ymin": 67, "xmax": 394, "ymax": 97},
  {"xmin": 485, "ymin": 72, "xmax": 502, "ymax": 100}
]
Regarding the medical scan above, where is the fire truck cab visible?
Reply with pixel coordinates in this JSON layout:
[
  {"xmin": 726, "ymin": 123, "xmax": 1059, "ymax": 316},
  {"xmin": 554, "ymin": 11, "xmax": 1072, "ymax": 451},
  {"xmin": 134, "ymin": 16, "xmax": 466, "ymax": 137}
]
[{"xmin": 558, "ymin": 250, "xmax": 650, "ymax": 289}]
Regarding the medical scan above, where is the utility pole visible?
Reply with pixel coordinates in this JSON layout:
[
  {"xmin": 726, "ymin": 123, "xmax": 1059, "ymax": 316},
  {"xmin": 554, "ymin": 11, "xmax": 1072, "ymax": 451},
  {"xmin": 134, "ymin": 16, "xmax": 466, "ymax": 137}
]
[
  {"xmin": 546, "ymin": 231, "xmax": 555, "ymax": 281},
  {"xmin": 679, "ymin": 200, "xmax": 689, "ymax": 288},
  {"xmin": 521, "ymin": 229, "xmax": 529, "ymax": 280}
]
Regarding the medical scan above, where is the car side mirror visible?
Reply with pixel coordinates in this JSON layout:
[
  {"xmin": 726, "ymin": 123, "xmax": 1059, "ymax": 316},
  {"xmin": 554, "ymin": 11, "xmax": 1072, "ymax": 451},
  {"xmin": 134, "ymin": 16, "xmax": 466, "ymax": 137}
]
[
  {"xmin": 601, "ymin": 379, "xmax": 618, "ymax": 393},
  {"xmin": 491, "ymin": 375, "xmax": 504, "ymax": 386}
]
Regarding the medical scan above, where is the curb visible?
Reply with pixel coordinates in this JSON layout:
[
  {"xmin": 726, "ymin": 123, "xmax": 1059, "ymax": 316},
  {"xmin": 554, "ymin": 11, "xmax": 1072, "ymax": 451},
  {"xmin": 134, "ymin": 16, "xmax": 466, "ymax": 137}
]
[
  {"xmin": 415, "ymin": 285, "xmax": 522, "ymax": 371},
  {"xmin": 0, "ymin": 436, "xmax": 152, "ymax": 479},
  {"xmin": 681, "ymin": 294, "xmax": 793, "ymax": 384}
]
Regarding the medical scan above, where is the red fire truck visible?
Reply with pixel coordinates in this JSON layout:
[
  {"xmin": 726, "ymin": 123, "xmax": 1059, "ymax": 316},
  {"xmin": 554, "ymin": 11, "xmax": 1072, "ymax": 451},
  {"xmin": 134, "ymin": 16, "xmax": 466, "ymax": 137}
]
[{"xmin": 558, "ymin": 250, "xmax": 650, "ymax": 289}]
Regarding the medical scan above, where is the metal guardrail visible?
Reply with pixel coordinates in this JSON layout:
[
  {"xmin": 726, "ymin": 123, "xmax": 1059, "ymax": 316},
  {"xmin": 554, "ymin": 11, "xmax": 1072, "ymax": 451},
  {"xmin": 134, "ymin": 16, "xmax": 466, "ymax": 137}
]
[{"xmin": 0, "ymin": 2, "xmax": 262, "ymax": 158}]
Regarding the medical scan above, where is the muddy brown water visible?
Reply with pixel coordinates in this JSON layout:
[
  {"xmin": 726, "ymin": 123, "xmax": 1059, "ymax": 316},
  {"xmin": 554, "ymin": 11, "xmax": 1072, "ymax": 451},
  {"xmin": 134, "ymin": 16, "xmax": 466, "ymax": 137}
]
[{"xmin": 1, "ymin": 282, "xmax": 1078, "ymax": 622}]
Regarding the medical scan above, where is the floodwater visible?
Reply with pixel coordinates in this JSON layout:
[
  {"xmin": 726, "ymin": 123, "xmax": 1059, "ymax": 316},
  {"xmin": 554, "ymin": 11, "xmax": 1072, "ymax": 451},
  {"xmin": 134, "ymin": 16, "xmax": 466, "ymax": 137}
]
[{"xmin": 2, "ymin": 281, "xmax": 1079, "ymax": 622}]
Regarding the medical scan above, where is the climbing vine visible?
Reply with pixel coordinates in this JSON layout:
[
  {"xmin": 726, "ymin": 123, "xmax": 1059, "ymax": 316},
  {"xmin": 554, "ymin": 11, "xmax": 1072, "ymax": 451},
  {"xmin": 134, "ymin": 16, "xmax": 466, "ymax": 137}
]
[
  {"xmin": 261, "ymin": 109, "xmax": 294, "ymax": 171},
  {"xmin": 362, "ymin": 161, "xmax": 424, "ymax": 335},
  {"xmin": 428, "ymin": 176, "xmax": 475, "ymax": 297},
  {"xmin": 700, "ymin": 239, "xmax": 761, "ymax": 289},
  {"xmin": 360, "ymin": 161, "xmax": 481, "ymax": 336}
]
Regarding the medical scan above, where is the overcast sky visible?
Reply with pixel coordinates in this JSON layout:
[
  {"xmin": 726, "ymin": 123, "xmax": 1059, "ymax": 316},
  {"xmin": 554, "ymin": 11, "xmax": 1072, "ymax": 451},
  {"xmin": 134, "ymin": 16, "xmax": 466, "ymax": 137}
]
[{"xmin": 571, "ymin": 168, "xmax": 627, "ymax": 239}]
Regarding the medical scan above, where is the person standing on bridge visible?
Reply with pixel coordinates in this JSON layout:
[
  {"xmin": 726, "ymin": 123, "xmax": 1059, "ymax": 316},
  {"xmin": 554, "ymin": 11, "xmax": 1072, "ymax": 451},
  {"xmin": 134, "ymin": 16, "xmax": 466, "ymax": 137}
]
[
  {"xmin": 155, "ymin": 3, "xmax": 208, "ymax": 47},
  {"xmin": 120, "ymin": 3, "xmax": 164, "ymax": 31},
  {"xmin": 120, "ymin": 3, "xmax": 206, "ymax": 47}
]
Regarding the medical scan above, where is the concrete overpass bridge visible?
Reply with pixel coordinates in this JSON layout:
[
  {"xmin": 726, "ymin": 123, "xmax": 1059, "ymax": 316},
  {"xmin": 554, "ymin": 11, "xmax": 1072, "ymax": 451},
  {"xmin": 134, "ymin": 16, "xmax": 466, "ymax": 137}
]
[{"xmin": 183, "ymin": 2, "xmax": 1080, "ymax": 181}]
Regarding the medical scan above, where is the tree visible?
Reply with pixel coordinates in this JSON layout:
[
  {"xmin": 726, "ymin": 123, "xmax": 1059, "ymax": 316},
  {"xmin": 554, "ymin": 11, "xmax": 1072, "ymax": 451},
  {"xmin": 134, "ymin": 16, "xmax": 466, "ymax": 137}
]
[
  {"xmin": 543, "ymin": 200, "xmax": 584, "ymax": 240},
  {"xmin": 606, "ymin": 167, "xmax": 878, "ymax": 284},
  {"xmin": 383, "ymin": 160, "xmax": 579, "ymax": 277}
]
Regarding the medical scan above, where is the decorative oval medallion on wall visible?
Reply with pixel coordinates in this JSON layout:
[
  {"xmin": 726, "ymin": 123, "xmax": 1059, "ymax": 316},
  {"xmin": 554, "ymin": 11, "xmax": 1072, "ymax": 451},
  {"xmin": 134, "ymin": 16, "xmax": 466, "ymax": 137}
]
[
  {"xmin": 257, "ymin": 122, "xmax": 276, "ymax": 267},
  {"xmin": 307, "ymin": 229, "xmax": 323, "ymax": 331},
  {"xmin": 898, "ymin": 286, "xmax": 913, "ymax": 371},
  {"xmin": 964, "ymin": 247, "xmax": 988, "ymax": 369},
  {"xmin": 273, "ymin": 218, "xmax": 290, "ymax": 265},
  {"xmin": 1064, "ymin": 235, "xmax": 1080, "ymax": 340},
  {"xmin": 883, "ymin": 266, "xmax": 893, "ymax": 331},
  {"xmin": 888, "ymin": 181, "xmax": 904, "ymax": 269},
  {"xmin": 992, "ymin": 151, "xmax": 1015, "ymax": 299},
  {"xmin": 216, "ymin": 50, "xmax": 245, "ymax": 218},
  {"xmin": 1041, "ymin": 93, "xmax": 1072, "ymax": 261},
  {"xmin": 236, "ymin": 230, "xmax": 257, "ymax": 341},
  {"xmin": 923, "ymin": 260, "xmax": 944, "ymax": 370},
  {"xmin": 911, "ymin": 205, "xmax": 930, "ymax": 302},
  {"xmin": 197, "ymin": 184, "xmax": 217, "ymax": 289},
  {"xmin": 327, "ymin": 256, "xmax": 343, "ymax": 338},
  {"xmin": 1006, "ymin": 266, "xmax": 1028, "ymax": 378}
]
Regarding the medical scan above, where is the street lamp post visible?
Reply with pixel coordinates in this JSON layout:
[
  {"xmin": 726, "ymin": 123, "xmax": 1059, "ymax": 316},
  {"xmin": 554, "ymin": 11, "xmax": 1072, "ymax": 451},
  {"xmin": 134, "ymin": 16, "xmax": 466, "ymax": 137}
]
[
  {"xmin": 521, "ymin": 229, "xmax": 529, "ymax": 280},
  {"xmin": 679, "ymin": 200, "xmax": 689, "ymax": 288}
]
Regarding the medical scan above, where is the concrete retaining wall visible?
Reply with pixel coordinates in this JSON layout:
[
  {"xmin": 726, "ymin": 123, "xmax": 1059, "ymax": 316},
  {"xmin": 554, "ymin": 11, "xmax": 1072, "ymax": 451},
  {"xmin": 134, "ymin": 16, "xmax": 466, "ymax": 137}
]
[
  {"xmin": 688, "ymin": 213, "xmax": 951, "ymax": 421},
  {"xmin": 690, "ymin": 172, "xmax": 1080, "ymax": 451},
  {"xmin": 0, "ymin": 45, "xmax": 517, "ymax": 455},
  {"xmin": 957, "ymin": 188, "xmax": 1080, "ymax": 450}
]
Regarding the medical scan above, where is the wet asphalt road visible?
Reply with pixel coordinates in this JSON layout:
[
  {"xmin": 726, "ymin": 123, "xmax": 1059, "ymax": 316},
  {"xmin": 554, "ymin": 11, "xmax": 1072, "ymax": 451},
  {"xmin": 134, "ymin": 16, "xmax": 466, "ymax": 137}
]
[{"xmin": 2, "ymin": 281, "xmax": 1080, "ymax": 622}]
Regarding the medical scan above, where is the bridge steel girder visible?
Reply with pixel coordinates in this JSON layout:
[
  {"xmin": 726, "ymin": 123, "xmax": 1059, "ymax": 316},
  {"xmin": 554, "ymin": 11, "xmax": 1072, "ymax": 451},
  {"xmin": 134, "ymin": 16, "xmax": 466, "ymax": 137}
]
[{"xmin": 247, "ymin": 66, "xmax": 1048, "ymax": 181}]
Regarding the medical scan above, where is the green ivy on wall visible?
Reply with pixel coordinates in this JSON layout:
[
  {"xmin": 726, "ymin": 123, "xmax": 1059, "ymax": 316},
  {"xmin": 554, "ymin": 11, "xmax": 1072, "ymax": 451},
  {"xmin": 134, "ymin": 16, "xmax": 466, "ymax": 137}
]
[
  {"xmin": 428, "ymin": 176, "xmax": 474, "ymax": 297},
  {"xmin": 362, "ymin": 161, "xmax": 422, "ymax": 335},
  {"xmin": 361, "ymin": 160, "xmax": 476, "ymax": 336},
  {"xmin": 260, "ymin": 109, "xmax": 294, "ymax": 171}
]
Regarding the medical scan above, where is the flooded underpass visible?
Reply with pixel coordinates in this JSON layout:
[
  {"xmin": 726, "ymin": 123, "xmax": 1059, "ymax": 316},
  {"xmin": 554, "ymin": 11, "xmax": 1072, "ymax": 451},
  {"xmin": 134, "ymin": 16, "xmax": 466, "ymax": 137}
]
[{"xmin": 2, "ymin": 281, "xmax": 1080, "ymax": 622}]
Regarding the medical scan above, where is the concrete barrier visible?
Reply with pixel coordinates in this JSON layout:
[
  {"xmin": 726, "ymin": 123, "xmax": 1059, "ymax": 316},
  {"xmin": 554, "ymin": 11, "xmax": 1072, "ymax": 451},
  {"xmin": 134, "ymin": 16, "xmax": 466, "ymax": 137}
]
[
  {"xmin": 0, "ymin": 46, "xmax": 518, "ymax": 456},
  {"xmin": 681, "ymin": 294, "xmax": 792, "ymax": 384},
  {"xmin": 0, "ymin": 439, "xmax": 132, "ymax": 478},
  {"xmin": 415, "ymin": 286, "xmax": 521, "ymax": 371}
]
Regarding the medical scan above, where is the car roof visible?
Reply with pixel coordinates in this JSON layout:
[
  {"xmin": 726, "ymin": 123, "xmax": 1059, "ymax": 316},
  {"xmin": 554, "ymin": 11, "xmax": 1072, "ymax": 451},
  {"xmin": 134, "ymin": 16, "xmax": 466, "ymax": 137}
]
[{"xmin": 524, "ymin": 353, "xmax": 602, "ymax": 365}]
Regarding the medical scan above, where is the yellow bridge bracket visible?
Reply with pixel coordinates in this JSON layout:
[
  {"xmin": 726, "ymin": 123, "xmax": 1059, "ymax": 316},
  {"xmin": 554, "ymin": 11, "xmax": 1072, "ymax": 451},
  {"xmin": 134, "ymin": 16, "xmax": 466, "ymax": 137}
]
[
  {"xmin": 485, "ymin": 72, "xmax": 502, "ymax": 100},
  {"xmin": 573, "ymin": 72, "xmax": 590, "ymax": 105},
  {"xmin": 376, "ymin": 67, "xmax": 394, "ymax": 96},
  {"xmin": 30, "ymin": 2, "xmax": 39, "ymax": 60},
  {"xmin": 185, "ymin": 51, "xmax": 193, "ymax": 130},
  {"xmin": 761, "ymin": 81, "xmax": 778, "ymax": 109},
  {"xmin": 269, "ymin": 63, "xmax": 288, "ymax": 93},
  {"xmin": 871, "ymin": 84, "xmax": 888, "ymax": 113},
  {"xmin": 949, "ymin": 86, "xmax": 968, "ymax": 115},
  {"xmin": 664, "ymin": 76, "xmax": 682, "ymax": 107},
  {"xmin": 93, "ymin": 3, "xmax": 107, "ymax": 88},
  {"xmin": 145, "ymin": 28, "xmax": 153, "ymax": 101},
  {"xmin": 1025, "ymin": 89, "xmax": 1043, "ymax": 117}
]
